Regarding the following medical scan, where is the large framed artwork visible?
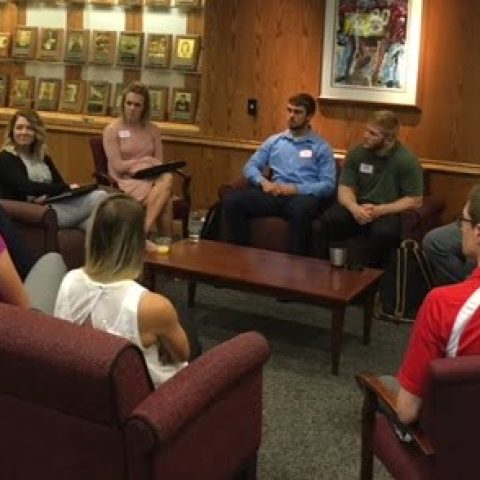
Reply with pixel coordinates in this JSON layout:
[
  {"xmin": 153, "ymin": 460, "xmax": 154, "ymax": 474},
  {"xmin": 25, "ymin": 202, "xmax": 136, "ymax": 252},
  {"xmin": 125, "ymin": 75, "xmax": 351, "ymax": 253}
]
[{"xmin": 320, "ymin": 0, "xmax": 423, "ymax": 108}]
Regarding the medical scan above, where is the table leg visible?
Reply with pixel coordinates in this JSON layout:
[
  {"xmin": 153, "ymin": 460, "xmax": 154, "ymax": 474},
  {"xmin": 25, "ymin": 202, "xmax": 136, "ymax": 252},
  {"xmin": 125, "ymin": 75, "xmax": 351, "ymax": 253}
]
[
  {"xmin": 331, "ymin": 306, "xmax": 346, "ymax": 375},
  {"xmin": 363, "ymin": 287, "xmax": 375, "ymax": 345},
  {"xmin": 188, "ymin": 280, "xmax": 197, "ymax": 308}
]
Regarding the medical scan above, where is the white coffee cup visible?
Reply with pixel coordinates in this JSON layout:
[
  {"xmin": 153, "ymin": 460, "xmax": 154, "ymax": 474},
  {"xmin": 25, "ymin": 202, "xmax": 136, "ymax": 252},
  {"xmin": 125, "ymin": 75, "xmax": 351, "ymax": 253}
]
[{"xmin": 329, "ymin": 247, "xmax": 347, "ymax": 268}]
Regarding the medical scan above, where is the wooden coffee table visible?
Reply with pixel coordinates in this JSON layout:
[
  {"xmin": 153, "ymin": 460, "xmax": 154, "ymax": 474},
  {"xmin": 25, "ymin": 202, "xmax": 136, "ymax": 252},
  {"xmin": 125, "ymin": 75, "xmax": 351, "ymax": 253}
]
[{"xmin": 145, "ymin": 239, "xmax": 383, "ymax": 375}]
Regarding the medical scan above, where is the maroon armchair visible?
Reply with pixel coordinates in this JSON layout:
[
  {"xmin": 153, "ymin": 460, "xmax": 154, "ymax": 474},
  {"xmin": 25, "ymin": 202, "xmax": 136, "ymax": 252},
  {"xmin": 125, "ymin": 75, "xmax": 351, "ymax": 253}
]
[
  {"xmin": 217, "ymin": 168, "xmax": 445, "ymax": 261},
  {"xmin": 356, "ymin": 356, "xmax": 480, "ymax": 480},
  {"xmin": 89, "ymin": 136, "xmax": 192, "ymax": 238},
  {"xmin": 0, "ymin": 198, "xmax": 84, "ymax": 269},
  {"xmin": 0, "ymin": 302, "xmax": 270, "ymax": 480}
]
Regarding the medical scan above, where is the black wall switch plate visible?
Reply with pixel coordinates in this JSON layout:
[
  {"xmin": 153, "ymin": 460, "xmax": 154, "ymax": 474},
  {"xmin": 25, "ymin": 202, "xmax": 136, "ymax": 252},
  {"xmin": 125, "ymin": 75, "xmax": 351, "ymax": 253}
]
[{"xmin": 247, "ymin": 98, "xmax": 258, "ymax": 116}]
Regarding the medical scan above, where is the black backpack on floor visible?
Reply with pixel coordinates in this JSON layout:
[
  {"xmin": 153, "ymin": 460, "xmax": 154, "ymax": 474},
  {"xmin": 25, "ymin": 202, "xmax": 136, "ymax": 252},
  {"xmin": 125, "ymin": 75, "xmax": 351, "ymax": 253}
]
[
  {"xmin": 200, "ymin": 202, "xmax": 223, "ymax": 240},
  {"xmin": 375, "ymin": 239, "xmax": 435, "ymax": 323}
]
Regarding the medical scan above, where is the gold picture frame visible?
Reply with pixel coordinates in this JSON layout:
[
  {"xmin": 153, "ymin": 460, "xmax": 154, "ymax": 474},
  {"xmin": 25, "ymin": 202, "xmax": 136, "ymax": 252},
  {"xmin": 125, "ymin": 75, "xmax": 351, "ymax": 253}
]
[
  {"xmin": 145, "ymin": 33, "xmax": 171, "ymax": 68},
  {"xmin": 12, "ymin": 27, "xmax": 37, "ymax": 60},
  {"xmin": 171, "ymin": 34, "xmax": 200, "ymax": 71},
  {"xmin": 90, "ymin": 30, "xmax": 117, "ymax": 65},
  {"xmin": 145, "ymin": 0, "xmax": 170, "ymax": 5},
  {"xmin": 149, "ymin": 86, "xmax": 168, "ymax": 121},
  {"xmin": 111, "ymin": 82, "xmax": 126, "ymax": 116},
  {"xmin": 85, "ymin": 81, "xmax": 111, "ymax": 115},
  {"xmin": 64, "ymin": 29, "xmax": 89, "ymax": 63},
  {"xmin": 35, "ymin": 78, "xmax": 61, "ymax": 111},
  {"xmin": 0, "ymin": 75, "xmax": 9, "ymax": 107},
  {"xmin": 59, "ymin": 80, "xmax": 86, "ymax": 113},
  {"xmin": 117, "ymin": 31, "xmax": 144, "ymax": 68},
  {"xmin": 118, "ymin": 0, "xmax": 143, "ymax": 6},
  {"xmin": 0, "ymin": 33, "xmax": 11, "ymax": 59},
  {"xmin": 174, "ymin": 0, "xmax": 202, "ymax": 6},
  {"xmin": 170, "ymin": 88, "xmax": 197, "ymax": 123},
  {"xmin": 37, "ymin": 28, "xmax": 64, "ymax": 61},
  {"xmin": 9, "ymin": 76, "xmax": 35, "ymax": 109}
]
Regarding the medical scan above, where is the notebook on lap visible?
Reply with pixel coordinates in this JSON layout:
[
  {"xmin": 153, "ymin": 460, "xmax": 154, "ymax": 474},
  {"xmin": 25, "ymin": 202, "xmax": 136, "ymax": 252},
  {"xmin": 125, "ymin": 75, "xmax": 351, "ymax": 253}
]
[
  {"xmin": 132, "ymin": 161, "xmax": 186, "ymax": 180},
  {"xmin": 45, "ymin": 184, "xmax": 98, "ymax": 203}
]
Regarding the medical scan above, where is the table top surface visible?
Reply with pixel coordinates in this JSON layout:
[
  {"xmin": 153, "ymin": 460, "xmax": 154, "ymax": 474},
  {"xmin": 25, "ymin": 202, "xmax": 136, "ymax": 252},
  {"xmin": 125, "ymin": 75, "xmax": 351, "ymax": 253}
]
[{"xmin": 145, "ymin": 239, "xmax": 383, "ymax": 304}]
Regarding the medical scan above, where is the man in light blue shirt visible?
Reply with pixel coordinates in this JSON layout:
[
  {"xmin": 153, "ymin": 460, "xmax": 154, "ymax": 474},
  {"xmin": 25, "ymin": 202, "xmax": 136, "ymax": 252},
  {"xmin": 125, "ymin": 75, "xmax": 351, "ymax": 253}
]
[{"xmin": 223, "ymin": 93, "xmax": 336, "ymax": 255}]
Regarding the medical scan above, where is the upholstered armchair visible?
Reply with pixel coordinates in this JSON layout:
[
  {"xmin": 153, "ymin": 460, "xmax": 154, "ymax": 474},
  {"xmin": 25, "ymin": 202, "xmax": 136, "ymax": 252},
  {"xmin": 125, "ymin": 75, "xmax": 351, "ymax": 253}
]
[
  {"xmin": 217, "ymin": 169, "xmax": 445, "ymax": 261},
  {"xmin": 0, "ymin": 302, "xmax": 270, "ymax": 480},
  {"xmin": 0, "ymin": 198, "xmax": 84, "ymax": 269},
  {"xmin": 356, "ymin": 357, "xmax": 480, "ymax": 479},
  {"xmin": 89, "ymin": 136, "xmax": 192, "ymax": 238}
]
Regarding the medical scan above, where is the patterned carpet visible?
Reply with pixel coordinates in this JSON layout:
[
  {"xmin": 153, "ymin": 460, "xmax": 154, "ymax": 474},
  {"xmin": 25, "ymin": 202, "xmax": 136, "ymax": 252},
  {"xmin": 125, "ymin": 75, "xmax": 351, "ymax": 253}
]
[{"xmin": 156, "ymin": 275, "xmax": 411, "ymax": 480}]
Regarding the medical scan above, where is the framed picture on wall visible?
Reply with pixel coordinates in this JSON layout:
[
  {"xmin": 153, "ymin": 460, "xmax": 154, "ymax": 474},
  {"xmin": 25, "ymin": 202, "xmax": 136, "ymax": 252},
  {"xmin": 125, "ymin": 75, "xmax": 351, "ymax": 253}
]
[
  {"xmin": 145, "ymin": 0, "xmax": 170, "ymax": 6},
  {"xmin": 319, "ymin": 0, "xmax": 424, "ymax": 107},
  {"xmin": 37, "ymin": 28, "xmax": 64, "ymax": 61},
  {"xmin": 149, "ymin": 86, "xmax": 168, "ymax": 121},
  {"xmin": 90, "ymin": 31, "xmax": 117, "ymax": 65},
  {"xmin": 0, "ymin": 33, "xmax": 11, "ymax": 58},
  {"xmin": 9, "ymin": 77, "xmax": 35, "ymax": 108},
  {"xmin": 170, "ymin": 88, "xmax": 197, "ymax": 123},
  {"xmin": 118, "ymin": 0, "xmax": 143, "ymax": 6},
  {"xmin": 171, "ymin": 34, "xmax": 200, "ymax": 70},
  {"xmin": 59, "ymin": 80, "xmax": 86, "ymax": 113},
  {"xmin": 111, "ymin": 83, "xmax": 126, "ymax": 116},
  {"xmin": 0, "ymin": 75, "xmax": 8, "ymax": 107},
  {"xmin": 145, "ymin": 33, "xmax": 171, "ymax": 68},
  {"xmin": 117, "ymin": 32, "xmax": 144, "ymax": 68},
  {"xmin": 174, "ymin": 0, "xmax": 202, "ymax": 6},
  {"xmin": 64, "ymin": 29, "xmax": 89, "ymax": 63},
  {"xmin": 12, "ymin": 27, "xmax": 37, "ymax": 59},
  {"xmin": 35, "ymin": 78, "xmax": 61, "ymax": 111},
  {"xmin": 85, "ymin": 81, "xmax": 111, "ymax": 115}
]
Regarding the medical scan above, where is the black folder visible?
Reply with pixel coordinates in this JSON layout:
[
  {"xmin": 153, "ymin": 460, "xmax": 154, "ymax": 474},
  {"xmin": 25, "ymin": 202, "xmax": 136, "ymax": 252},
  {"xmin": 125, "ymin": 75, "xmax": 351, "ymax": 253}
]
[
  {"xmin": 132, "ymin": 161, "xmax": 187, "ymax": 180},
  {"xmin": 45, "ymin": 184, "xmax": 98, "ymax": 203}
]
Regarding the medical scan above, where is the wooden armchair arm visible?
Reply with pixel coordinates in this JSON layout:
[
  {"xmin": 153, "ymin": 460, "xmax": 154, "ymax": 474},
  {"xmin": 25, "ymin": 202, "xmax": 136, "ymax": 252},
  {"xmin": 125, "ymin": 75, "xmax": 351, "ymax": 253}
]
[
  {"xmin": 356, "ymin": 371, "xmax": 434, "ymax": 456},
  {"xmin": 0, "ymin": 199, "xmax": 57, "ymax": 227},
  {"xmin": 400, "ymin": 196, "xmax": 446, "ymax": 242},
  {"xmin": 92, "ymin": 171, "xmax": 118, "ymax": 188}
]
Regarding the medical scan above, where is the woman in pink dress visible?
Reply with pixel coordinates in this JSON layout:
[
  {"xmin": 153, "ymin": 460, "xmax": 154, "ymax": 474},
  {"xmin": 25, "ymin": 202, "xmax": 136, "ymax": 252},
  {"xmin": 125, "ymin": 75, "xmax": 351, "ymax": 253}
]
[{"xmin": 103, "ymin": 82, "xmax": 173, "ymax": 246}]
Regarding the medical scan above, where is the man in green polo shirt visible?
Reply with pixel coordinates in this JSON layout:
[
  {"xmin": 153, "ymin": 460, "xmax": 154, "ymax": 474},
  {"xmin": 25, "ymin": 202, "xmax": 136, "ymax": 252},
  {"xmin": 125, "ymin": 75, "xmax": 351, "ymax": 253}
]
[{"xmin": 321, "ymin": 110, "xmax": 423, "ymax": 268}]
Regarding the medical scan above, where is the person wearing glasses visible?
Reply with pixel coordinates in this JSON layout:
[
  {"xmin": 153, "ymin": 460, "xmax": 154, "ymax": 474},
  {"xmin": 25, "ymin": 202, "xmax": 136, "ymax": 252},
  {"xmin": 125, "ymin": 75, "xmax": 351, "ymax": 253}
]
[
  {"xmin": 222, "ymin": 92, "xmax": 336, "ymax": 255},
  {"xmin": 393, "ymin": 185, "xmax": 480, "ymax": 424},
  {"xmin": 422, "ymin": 220, "xmax": 475, "ymax": 286}
]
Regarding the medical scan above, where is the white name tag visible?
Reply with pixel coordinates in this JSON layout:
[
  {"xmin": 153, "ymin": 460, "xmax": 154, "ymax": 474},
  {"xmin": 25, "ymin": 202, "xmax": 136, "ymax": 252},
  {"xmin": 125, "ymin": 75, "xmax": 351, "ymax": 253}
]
[
  {"xmin": 118, "ymin": 130, "xmax": 131, "ymax": 139},
  {"xmin": 299, "ymin": 149, "xmax": 313, "ymax": 158},
  {"xmin": 359, "ymin": 163, "xmax": 374, "ymax": 174}
]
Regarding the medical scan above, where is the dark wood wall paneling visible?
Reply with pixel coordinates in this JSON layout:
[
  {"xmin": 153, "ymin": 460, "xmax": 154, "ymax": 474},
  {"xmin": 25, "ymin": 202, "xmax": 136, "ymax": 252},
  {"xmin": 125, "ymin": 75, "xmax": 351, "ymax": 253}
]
[{"xmin": 1, "ymin": 0, "xmax": 480, "ymax": 221}]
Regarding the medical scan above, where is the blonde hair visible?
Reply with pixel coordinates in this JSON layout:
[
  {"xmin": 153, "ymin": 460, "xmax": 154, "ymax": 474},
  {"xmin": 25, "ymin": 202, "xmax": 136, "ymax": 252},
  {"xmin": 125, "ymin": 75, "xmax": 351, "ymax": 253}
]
[
  {"xmin": 121, "ymin": 81, "xmax": 151, "ymax": 124},
  {"xmin": 2, "ymin": 109, "xmax": 47, "ymax": 161},
  {"xmin": 369, "ymin": 110, "xmax": 400, "ymax": 138},
  {"xmin": 85, "ymin": 193, "xmax": 146, "ymax": 282}
]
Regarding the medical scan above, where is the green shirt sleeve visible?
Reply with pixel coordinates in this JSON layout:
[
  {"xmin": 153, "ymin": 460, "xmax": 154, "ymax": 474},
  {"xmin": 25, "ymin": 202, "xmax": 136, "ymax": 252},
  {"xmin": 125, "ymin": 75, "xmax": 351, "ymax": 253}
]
[{"xmin": 339, "ymin": 149, "xmax": 360, "ymax": 187}]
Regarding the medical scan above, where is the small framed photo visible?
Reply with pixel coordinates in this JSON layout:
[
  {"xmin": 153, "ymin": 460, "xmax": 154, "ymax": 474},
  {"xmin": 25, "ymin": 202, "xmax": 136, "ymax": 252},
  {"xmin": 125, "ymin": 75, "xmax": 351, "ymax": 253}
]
[
  {"xmin": 59, "ymin": 80, "xmax": 86, "ymax": 113},
  {"xmin": 37, "ymin": 28, "xmax": 64, "ymax": 61},
  {"xmin": 35, "ymin": 78, "xmax": 61, "ymax": 111},
  {"xmin": 118, "ymin": 0, "xmax": 143, "ymax": 6},
  {"xmin": 64, "ymin": 29, "xmax": 89, "ymax": 63},
  {"xmin": 117, "ymin": 31, "xmax": 144, "ymax": 68},
  {"xmin": 171, "ymin": 34, "xmax": 201, "ymax": 71},
  {"xmin": 111, "ymin": 83, "xmax": 126, "ymax": 116},
  {"xmin": 9, "ymin": 77, "xmax": 35, "ymax": 109},
  {"xmin": 145, "ymin": 33, "xmax": 171, "ymax": 68},
  {"xmin": 12, "ymin": 27, "xmax": 37, "ymax": 59},
  {"xmin": 170, "ymin": 88, "xmax": 197, "ymax": 123},
  {"xmin": 174, "ymin": 0, "xmax": 202, "ymax": 6},
  {"xmin": 90, "ymin": 31, "xmax": 117, "ymax": 65},
  {"xmin": 0, "ymin": 75, "xmax": 9, "ymax": 107},
  {"xmin": 145, "ymin": 0, "xmax": 170, "ymax": 6},
  {"xmin": 0, "ymin": 33, "xmax": 11, "ymax": 58},
  {"xmin": 85, "ymin": 81, "xmax": 111, "ymax": 115},
  {"xmin": 149, "ymin": 86, "xmax": 168, "ymax": 121}
]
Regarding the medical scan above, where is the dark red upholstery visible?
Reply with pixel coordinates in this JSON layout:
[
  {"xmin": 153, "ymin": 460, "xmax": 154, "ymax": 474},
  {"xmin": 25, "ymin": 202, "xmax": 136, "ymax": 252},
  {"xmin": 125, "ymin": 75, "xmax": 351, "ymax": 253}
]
[
  {"xmin": 0, "ymin": 303, "xmax": 270, "ymax": 480},
  {"xmin": 218, "ymin": 170, "xmax": 445, "ymax": 260},
  {"xmin": 357, "ymin": 356, "xmax": 480, "ymax": 480},
  {"xmin": 0, "ymin": 198, "xmax": 84, "ymax": 269}
]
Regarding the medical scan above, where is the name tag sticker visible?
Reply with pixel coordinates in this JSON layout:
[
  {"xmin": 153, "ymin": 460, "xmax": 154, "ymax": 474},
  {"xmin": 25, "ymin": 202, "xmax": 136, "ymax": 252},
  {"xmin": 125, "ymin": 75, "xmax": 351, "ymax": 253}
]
[
  {"xmin": 360, "ymin": 163, "xmax": 374, "ymax": 174},
  {"xmin": 299, "ymin": 149, "xmax": 313, "ymax": 158},
  {"xmin": 118, "ymin": 130, "xmax": 131, "ymax": 139}
]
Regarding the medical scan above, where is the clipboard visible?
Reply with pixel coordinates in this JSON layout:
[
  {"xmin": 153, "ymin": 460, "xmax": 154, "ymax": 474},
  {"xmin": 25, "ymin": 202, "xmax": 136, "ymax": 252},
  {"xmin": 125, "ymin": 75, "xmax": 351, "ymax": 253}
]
[
  {"xmin": 132, "ymin": 161, "xmax": 186, "ymax": 180},
  {"xmin": 45, "ymin": 184, "xmax": 98, "ymax": 203}
]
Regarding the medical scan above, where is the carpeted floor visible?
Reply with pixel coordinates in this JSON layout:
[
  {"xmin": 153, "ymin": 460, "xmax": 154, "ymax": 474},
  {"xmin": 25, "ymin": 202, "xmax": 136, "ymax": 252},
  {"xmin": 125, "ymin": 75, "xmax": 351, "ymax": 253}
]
[{"xmin": 156, "ymin": 274, "xmax": 411, "ymax": 480}]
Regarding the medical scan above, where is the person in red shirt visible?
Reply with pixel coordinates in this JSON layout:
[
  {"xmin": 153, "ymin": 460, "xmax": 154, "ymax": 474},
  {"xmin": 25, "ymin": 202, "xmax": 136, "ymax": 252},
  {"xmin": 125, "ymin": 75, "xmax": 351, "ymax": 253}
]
[{"xmin": 396, "ymin": 185, "xmax": 480, "ymax": 423}]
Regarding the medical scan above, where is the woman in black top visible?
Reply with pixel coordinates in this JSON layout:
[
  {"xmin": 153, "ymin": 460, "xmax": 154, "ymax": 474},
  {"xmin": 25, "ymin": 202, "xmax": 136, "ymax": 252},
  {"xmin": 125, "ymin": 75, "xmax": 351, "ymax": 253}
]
[{"xmin": 0, "ymin": 109, "xmax": 106, "ymax": 229}]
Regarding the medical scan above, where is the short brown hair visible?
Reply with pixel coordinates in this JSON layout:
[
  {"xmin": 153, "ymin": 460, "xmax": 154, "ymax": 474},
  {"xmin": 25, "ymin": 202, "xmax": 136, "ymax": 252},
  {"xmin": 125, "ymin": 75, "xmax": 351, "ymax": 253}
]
[
  {"xmin": 467, "ymin": 185, "xmax": 480, "ymax": 225},
  {"xmin": 121, "ymin": 81, "xmax": 151, "ymax": 123},
  {"xmin": 288, "ymin": 93, "xmax": 316, "ymax": 116},
  {"xmin": 85, "ymin": 193, "xmax": 146, "ymax": 282},
  {"xmin": 368, "ymin": 110, "xmax": 400, "ymax": 138}
]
